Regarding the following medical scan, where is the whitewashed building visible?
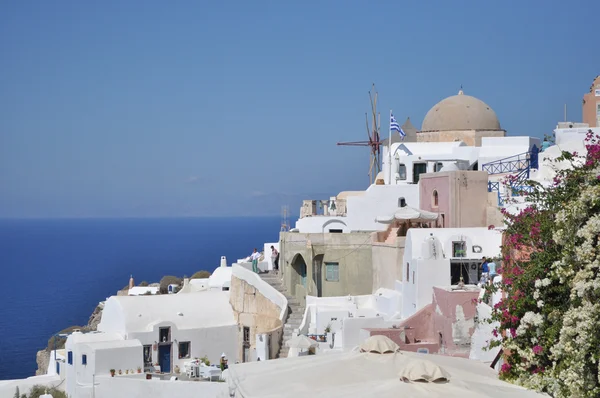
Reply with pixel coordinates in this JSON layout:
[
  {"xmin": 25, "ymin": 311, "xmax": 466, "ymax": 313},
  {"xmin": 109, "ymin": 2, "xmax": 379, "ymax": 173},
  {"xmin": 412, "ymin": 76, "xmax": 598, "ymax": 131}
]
[
  {"xmin": 98, "ymin": 289, "xmax": 238, "ymax": 373},
  {"xmin": 400, "ymin": 227, "xmax": 502, "ymax": 318},
  {"xmin": 64, "ymin": 331, "xmax": 142, "ymax": 398}
]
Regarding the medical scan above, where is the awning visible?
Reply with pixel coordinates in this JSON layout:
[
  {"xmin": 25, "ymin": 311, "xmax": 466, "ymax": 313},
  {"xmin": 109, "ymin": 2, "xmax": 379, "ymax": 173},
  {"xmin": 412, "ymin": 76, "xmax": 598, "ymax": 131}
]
[
  {"xmin": 285, "ymin": 334, "xmax": 318, "ymax": 350},
  {"xmin": 376, "ymin": 206, "xmax": 439, "ymax": 224}
]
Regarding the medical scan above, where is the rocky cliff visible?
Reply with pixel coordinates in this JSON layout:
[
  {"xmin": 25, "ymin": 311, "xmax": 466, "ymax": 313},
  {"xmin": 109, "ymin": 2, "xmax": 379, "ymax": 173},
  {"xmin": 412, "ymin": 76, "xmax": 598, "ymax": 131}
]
[{"xmin": 35, "ymin": 302, "xmax": 104, "ymax": 376}]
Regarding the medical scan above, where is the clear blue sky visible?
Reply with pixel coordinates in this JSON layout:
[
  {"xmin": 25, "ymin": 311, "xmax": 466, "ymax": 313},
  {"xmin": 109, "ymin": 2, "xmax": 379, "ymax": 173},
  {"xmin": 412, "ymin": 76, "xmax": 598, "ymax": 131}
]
[{"xmin": 1, "ymin": 1, "xmax": 598, "ymax": 218}]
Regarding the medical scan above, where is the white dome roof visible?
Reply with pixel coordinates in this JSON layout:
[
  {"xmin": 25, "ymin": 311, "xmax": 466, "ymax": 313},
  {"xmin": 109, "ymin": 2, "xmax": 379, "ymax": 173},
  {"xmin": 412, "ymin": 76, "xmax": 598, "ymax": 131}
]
[{"xmin": 421, "ymin": 90, "xmax": 501, "ymax": 132}]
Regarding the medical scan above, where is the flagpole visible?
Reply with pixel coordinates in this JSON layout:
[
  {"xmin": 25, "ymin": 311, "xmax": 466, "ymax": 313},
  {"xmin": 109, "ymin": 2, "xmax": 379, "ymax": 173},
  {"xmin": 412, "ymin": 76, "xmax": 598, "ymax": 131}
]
[{"xmin": 389, "ymin": 110, "xmax": 392, "ymax": 185}]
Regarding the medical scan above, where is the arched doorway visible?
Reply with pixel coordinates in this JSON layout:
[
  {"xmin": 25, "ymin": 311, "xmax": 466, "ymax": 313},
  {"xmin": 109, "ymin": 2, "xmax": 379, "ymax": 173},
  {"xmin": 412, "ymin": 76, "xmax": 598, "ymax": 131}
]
[
  {"xmin": 312, "ymin": 254, "xmax": 324, "ymax": 297},
  {"xmin": 291, "ymin": 254, "xmax": 307, "ymax": 295}
]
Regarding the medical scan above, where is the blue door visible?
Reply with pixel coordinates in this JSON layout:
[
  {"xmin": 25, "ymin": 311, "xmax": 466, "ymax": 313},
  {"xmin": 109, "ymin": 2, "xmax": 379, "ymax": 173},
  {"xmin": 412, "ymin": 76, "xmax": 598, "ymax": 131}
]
[{"xmin": 158, "ymin": 345, "xmax": 171, "ymax": 373}]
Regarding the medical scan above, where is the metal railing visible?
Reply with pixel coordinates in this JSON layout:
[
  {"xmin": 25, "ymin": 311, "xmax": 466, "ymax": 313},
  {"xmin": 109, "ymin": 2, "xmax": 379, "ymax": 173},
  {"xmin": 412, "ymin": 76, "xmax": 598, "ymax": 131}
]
[{"xmin": 481, "ymin": 152, "xmax": 530, "ymax": 175}]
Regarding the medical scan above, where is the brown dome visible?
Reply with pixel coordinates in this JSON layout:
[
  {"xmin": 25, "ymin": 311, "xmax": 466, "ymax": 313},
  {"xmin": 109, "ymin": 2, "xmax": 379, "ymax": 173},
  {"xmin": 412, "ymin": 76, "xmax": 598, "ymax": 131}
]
[{"xmin": 421, "ymin": 90, "xmax": 501, "ymax": 132}]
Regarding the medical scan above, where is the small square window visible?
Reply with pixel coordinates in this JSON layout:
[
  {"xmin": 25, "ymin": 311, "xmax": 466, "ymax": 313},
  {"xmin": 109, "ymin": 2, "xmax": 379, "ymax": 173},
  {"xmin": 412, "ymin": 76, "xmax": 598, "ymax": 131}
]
[
  {"xmin": 178, "ymin": 342, "xmax": 191, "ymax": 359},
  {"xmin": 67, "ymin": 351, "xmax": 73, "ymax": 365},
  {"xmin": 325, "ymin": 263, "xmax": 339, "ymax": 282},
  {"xmin": 453, "ymin": 241, "xmax": 466, "ymax": 258},
  {"xmin": 179, "ymin": 341, "xmax": 190, "ymax": 359},
  {"xmin": 398, "ymin": 164, "xmax": 407, "ymax": 180},
  {"xmin": 82, "ymin": 354, "xmax": 87, "ymax": 365}
]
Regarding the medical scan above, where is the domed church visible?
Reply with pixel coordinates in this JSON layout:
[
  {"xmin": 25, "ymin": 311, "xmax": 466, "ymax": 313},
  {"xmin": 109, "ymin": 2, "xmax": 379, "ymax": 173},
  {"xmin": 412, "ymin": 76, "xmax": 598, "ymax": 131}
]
[{"xmin": 417, "ymin": 89, "xmax": 506, "ymax": 146}]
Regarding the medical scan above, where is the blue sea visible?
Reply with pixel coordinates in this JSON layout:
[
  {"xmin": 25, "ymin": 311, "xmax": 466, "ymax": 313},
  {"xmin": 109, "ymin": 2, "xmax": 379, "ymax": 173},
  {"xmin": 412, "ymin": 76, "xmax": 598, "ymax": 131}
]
[{"xmin": 0, "ymin": 217, "xmax": 281, "ymax": 380}]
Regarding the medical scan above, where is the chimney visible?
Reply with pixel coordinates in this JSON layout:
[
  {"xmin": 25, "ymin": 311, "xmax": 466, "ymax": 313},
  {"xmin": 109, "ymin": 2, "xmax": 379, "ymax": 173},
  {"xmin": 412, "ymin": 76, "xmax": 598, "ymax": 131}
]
[
  {"xmin": 220, "ymin": 256, "xmax": 227, "ymax": 268},
  {"xmin": 183, "ymin": 278, "xmax": 189, "ymax": 287},
  {"xmin": 129, "ymin": 274, "xmax": 134, "ymax": 290}
]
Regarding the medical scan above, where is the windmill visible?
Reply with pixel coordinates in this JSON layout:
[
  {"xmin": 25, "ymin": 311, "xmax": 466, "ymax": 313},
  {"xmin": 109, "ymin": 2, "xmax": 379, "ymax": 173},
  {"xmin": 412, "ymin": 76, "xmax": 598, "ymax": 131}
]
[{"xmin": 337, "ymin": 84, "xmax": 381, "ymax": 185}]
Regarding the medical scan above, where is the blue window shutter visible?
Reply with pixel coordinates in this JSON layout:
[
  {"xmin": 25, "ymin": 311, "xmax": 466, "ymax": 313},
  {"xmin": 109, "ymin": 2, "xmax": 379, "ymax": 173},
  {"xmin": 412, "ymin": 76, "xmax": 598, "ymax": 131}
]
[
  {"xmin": 82, "ymin": 354, "xmax": 87, "ymax": 365},
  {"xmin": 56, "ymin": 361, "xmax": 60, "ymax": 375},
  {"xmin": 68, "ymin": 351, "xmax": 73, "ymax": 365}
]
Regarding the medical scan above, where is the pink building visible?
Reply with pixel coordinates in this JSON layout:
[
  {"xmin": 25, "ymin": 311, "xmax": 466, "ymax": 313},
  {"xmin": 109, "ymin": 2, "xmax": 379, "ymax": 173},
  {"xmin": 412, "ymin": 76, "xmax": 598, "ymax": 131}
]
[
  {"xmin": 362, "ymin": 286, "xmax": 479, "ymax": 357},
  {"xmin": 419, "ymin": 170, "xmax": 490, "ymax": 228},
  {"xmin": 583, "ymin": 75, "xmax": 600, "ymax": 128}
]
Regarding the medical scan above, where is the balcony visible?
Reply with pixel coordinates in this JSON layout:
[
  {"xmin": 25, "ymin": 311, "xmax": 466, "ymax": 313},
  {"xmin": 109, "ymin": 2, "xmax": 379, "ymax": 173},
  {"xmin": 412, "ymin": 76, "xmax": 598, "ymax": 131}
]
[{"xmin": 300, "ymin": 199, "xmax": 347, "ymax": 219}]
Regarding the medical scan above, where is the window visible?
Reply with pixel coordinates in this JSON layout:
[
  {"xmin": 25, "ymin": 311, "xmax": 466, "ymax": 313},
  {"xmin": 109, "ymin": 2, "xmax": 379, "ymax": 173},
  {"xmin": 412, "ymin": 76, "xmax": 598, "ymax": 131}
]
[
  {"xmin": 406, "ymin": 263, "xmax": 410, "ymax": 282},
  {"xmin": 82, "ymin": 354, "xmax": 87, "ymax": 365},
  {"xmin": 178, "ymin": 342, "xmax": 191, "ymax": 359},
  {"xmin": 434, "ymin": 162, "xmax": 443, "ymax": 172},
  {"xmin": 398, "ymin": 164, "xmax": 407, "ymax": 180},
  {"xmin": 432, "ymin": 190, "xmax": 439, "ymax": 208},
  {"xmin": 398, "ymin": 197, "xmax": 406, "ymax": 208},
  {"xmin": 329, "ymin": 229, "xmax": 343, "ymax": 233},
  {"xmin": 325, "ymin": 262, "xmax": 339, "ymax": 282},
  {"xmin": 243, "ymin": 327, "xmax": 250, "ymax": 344},
  {"xmin": 56, "ymin": 361, "xmax": 60, "ymax": 375},
  {"xmin": 453, "ymin": 241, "xmax": 466, "ymax": 257},
  {"xmin": 143, "ymin": 345, "xmax": 152, "ymax": 365},
  {"xmin": 413, "ymin": 163, "xmax": 427, "ymax": 184},
  {"xmin": 440, "ymin": 214, "xmax": 445, "ymax": 228},
  {"xmin": 413, "ymin": 271, "xmax": 415, "ymax": 284},
  {"xmin": 67, "ymin": 351, "xmax": 73, "ymax": 365},
  {"xmin": 159, "ymin": 327, "xmax": 170, "ymax": 343}
]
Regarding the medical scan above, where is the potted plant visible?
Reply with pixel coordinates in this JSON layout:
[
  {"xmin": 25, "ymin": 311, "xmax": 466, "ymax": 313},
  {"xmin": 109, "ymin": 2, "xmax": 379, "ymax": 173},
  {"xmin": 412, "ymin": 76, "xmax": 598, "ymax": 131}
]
[
  {"xmin": 325, "ymin": 324, "xmax": 333, "ymax": 344},
  {"xmin": 137, "ymin": 366, "xmax": 142, "ymax": 374},
  {"xmin": 174, "ymin": 365, "xmax": 180, "ymax": 374},
  {"xmin": 125, "ymin": 369, "xmax": 129, "ymax": 375},
  {"xmin": 118, "ymin": 369, "xmax": 122, "ymax": 375},
  {"xmin": 110, "ymin": 369, "xmax": 116, "ymax": 377}
]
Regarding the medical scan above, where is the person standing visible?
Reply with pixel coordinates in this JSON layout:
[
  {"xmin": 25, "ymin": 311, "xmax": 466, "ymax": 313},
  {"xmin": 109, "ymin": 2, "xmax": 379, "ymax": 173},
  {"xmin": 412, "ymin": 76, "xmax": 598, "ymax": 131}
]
[
  {"xmin": 251, "ymin": 248, "xmax": 261, "ymax": 273},
  {"xmin": 479, "ymin": 256, "xmax": 490, "ymax": 286},
  {"xmin": 271, "ymin": 246, "xmax": 279, "ymax": 274},
  {"xmin": 487, "ymin": 258, "xmax": 497, "ymax": 284}
]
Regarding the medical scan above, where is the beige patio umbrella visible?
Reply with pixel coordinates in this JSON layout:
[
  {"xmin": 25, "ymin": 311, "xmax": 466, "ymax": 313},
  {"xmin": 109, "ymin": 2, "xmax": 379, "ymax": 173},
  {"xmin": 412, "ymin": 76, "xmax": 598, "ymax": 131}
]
[
  {"xmin": 285, "ymin": 334, "xmax": 319, "ymax": 350},
  {"xmin": 359, "ymin": 335, "xmax": 400, "ymax": 354}
]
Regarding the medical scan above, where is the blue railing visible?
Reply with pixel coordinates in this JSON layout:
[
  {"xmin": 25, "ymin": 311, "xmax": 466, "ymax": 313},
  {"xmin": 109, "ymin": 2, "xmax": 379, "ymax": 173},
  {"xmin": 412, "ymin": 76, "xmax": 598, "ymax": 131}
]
[
  {"xmin": 481, "ymin": 152, "xmax": 530, "ymax": 175},
  {"xmin": 484, "ymin": 147, "xmax": 540, "ymax": 206}
]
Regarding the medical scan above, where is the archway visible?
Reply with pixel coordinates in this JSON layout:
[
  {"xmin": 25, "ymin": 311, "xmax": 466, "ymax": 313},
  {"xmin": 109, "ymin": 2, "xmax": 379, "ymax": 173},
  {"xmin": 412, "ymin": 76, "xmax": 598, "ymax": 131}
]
[
  {"xmin": 312, "ymin": 254, "xmax": 324, "ymax": 297},
  {"xmin": 290, "ymin": 253, "xmax": 307, "ymax": 295}
]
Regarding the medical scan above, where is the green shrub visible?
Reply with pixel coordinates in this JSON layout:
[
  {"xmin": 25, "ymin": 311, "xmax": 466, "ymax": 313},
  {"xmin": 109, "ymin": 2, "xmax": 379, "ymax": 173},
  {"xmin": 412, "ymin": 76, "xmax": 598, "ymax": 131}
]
[
  {"xmin": 28, "ymin": 385, "xmax": 67, "ymax": 398},
  {"xmin": 190, "ymin": 270, "xmax": 211, "ymax": 279},
  {"xmin": 159, "ymin": 276, "xmax": 182, "ymax": 294},
  {"xmin": 199, "ymin": 355, "xmax": 210, "ymax": 366},
  {"xmin": 139, "ymin": 281, "xmax": 149, "ymax": 287}
]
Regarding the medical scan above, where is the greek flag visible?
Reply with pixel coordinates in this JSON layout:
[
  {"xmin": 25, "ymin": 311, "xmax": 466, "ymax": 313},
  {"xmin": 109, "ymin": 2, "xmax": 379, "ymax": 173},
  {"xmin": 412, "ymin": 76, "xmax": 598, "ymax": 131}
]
[{"xmin": 390, "ymin": 113, "xmax": 406, "ymax": 138}]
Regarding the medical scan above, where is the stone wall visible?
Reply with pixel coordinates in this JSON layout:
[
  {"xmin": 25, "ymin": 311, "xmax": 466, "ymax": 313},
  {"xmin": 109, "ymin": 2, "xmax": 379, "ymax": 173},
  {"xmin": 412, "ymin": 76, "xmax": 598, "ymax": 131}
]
[
  {"xmin": 229, "ymin": 275, "xmax": 284, "ymax": 361},
  {"xmin": 280, "ymin": 232, "xmax": 374, "ymax": 300},
  {"xmin": 371, "ymin": 238, "xmax": 406, "ymax": 291}
]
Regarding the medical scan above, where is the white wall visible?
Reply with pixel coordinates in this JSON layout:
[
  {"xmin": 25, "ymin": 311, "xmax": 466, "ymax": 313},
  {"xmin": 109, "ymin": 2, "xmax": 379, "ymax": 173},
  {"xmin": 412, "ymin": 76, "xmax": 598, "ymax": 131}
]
[
  {"xmin": 555, "ymin": 126, "xmax": 600, "ymax": 145},
  {"xmin": 295, "ymin": 185, "xmax": 419, "ymax": 233},
  {"xmin": 72, "ymin": 343, "xmax": 143, "ymax": 398},
  {"xmin": 127, "ymin": 323, "xmax": 238, "ymax": 371},
  {"xmin": 470, "ymin": 275, "xmax": 503, "ymax": 367},
  {"xmin": 91, "ymin": 375, "xmax": 227, "ymax": 398},
  {"xmin": 401, "ymin": 235, "xmax": 449, "ymax": 318},
  {"xmin": 342, "ymin": 316, "xmax": 385, "ymax": 349},
  {"xmin": 0, "ymin": 375, "xmax": 61, "ymax": 398},
  {"xmin": 295, "ymin": 216, "xmax": 351, "ymax": 233}
]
